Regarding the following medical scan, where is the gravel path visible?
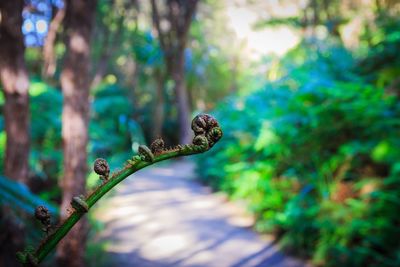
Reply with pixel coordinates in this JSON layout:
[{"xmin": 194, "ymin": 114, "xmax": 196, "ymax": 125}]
[{"xmin": 93, "ymin": 160, "xmax": 309, "ymax": 267}]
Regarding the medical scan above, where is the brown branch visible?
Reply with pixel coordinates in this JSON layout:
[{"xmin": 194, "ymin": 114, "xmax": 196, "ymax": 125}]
[
  {"xmin": 179, "ymin": 0, "xmax": 199, "ymax": 39},
  {"xmin": 90, "ymin": 3, "xmax": 126, "ymax": 89},
  {"xmin": 42, "ymin": 8, "xmax": 65, "ymax": 78},
  {"xmin": 150, "ymin": 0, "xmax": 167, "ymax": 51}
]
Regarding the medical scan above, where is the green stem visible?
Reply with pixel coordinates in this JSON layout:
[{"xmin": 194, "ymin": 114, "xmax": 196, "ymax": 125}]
[
  {"xmin": 17, "ymin": 114, "xmax": 222, "ymax": 266},
  {"xmin": 22, "ymin": 145, "xmax": 206, "ymax": 265}
]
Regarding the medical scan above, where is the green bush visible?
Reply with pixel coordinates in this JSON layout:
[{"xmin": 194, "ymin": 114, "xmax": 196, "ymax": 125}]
[{"xmin": 195, "ymin": 41, "xmax": 400, "ymax": 266}]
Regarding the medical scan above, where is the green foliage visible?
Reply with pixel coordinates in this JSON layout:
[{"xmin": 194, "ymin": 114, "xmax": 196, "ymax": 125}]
[
  {"xmin": 29, "ymin": 79, "xmax": 63, "ymax": 189},
  {"xmin": 89, "ymin": 81, "xmax": 149, "ymax": 188},
  {"xmin": 358, "ymin": 17, "xmax": 400, "ymax": 88},
  {"xmin": 0, "ymin": 175, "xmax": 58, "ymax": 215},
  {"xmin": 90, "ymin": 83, "xmax": 142, "ymax": 166},
  {"xmin": 0, "ymin": 77, "xmax": 145, "ymax": 194},
  {"xmin": 196, "ymin": 40, "xmax": 400, "ymax": 266},
  {"xmin": 0, "ymin": 174, "xmax": 59, "ymax": 250}
]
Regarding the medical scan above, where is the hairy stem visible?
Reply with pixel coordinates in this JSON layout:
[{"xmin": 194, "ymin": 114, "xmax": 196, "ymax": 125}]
[{"xmin": 17, "ymin": 114, "xmax": 222, "ymax": 266}]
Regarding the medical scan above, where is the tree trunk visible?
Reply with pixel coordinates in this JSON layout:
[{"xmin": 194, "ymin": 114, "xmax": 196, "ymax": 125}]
[
  {"xmin": 42, "ymin": 7, "xmax": 65, "ymax": 78},
  {"xmin": 90, "ymin": 51, "xmax": 108, "ymax": 89},
  {"xmin": 91, "ymin": 11, "xmax": 124, "ymax": 89},
  {"xmin": 123, "ymin": 59, "xmax": 141, "ymax": 123},
  {"xmin": 57, "ymin": 1, "xmax": 96, "ymax": 266},
  {"xmin": 90, "ymin": 23, "xmax": 112, "ymax": 89},
  {"xmin": 173, "ymin": 50, "xmax": 191, "ymax": 144},
  {"xmin": 150, "ymin": 0, "xmax": 198, "ymax": 144},
  {"xmin": 0, "ymin": 0, "xmax": 30, "ymax": 184},
  {"xmin": 153, "ymin": 69, "xmax": 165, "ymax": 140},
  {"xmin": 0, "ymin": 2, "xmax": 30, "ymax": 266}
]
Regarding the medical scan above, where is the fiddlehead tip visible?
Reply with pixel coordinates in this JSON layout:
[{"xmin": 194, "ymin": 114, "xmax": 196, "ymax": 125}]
[
  {"xmin": 93, "ymin": 158, "xmax": 110, "ymax": 181},
  {"xmin": 191, "ymin": 114, "xmax": 222, "ymax": 150},
  {"xmin": 191, "ymin": 114, "xmax": 219, "ymax": 135},
  {"xmin": 192, "ymin": 135, "xmax": 209, "ymax": 151},
  {"xmin": 34, "ymin": 206, "xmax": 50, "ymax": 222},
  {"xmin": 150, "ymin": 137, "xmax": 165, "ymax": 155},
  {"xmin": 34, "ymin": 206, "xmax": 51, "ymax": 234},
  {"xmin": 207, "ymin": 126, "xmax": 223, "ymax": 148},
  {"xmin": 138, "ymin": 145, "xmax": 155, "ymax": 162}
]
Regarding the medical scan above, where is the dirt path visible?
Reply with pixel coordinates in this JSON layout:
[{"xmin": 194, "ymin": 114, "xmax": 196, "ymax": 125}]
[{"xmin": 93, "ymin": 160, "xmax": 309, "ymax": 267}]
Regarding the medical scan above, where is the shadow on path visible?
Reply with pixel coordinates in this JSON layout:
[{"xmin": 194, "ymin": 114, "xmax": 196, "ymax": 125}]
[{"xmin": 93, "ymin": 160, "xmax": 310, "ymax": 267}]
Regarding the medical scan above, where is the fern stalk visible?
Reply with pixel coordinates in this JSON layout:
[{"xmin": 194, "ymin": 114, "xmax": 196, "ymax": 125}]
[{"xmin": 17, "ymin": 114, "xmax": 222, "ymax": 266}]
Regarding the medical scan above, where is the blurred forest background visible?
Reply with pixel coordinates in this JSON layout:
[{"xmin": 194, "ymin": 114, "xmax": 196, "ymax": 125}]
[{"xmin": 1, "ymin": 0, "xmax": 400, "ymax": 266}]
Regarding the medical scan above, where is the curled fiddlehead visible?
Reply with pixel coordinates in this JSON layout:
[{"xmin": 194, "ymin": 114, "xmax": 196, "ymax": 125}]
[
  {"xmin": 93, "ymin": 158, "xmax": 110, "ymax": 182},
  {"xmin": 191, "ymin": 114, "xmax": 222, "ymax": 150},
  {"xmin": 192, "ymin": 135, "xmax": 209, "ymax": 151},
  {"xmin": 34, "ymin": 206, "xmax": 52, "ymax": 235},
  {"xmin": 206, "ymin": 127, "xmax": 223, "ymax": 148},
  {"xmin": 191, "ymin": 114, "xmax": 219, "ymax": 135},
  {"xmin": 150, "ymin": 138, "xmax": 165, "ymax": 155},
  {"xmin": 138, "ymin": 145, "xmax": 155, "ymax": 162}
]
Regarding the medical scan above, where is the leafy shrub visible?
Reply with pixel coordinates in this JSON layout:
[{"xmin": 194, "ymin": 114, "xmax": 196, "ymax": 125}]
[{"xmin": 196, "ymin": 41, "xmax": 400, "ymax": 266}]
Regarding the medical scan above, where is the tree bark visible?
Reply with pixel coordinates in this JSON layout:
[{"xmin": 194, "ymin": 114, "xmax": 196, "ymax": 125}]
[
  {"xmin": 0, "ymin": 2, "xmax": 30, "ymax": 266},
  {"xmin": 172, "ymin": 50, "xmax": 191, "ymax": 143},
  {"xmin": 57, "ymin": 1, "xmax": 96, "ymax": 266},
  {"xmin": 150, "ymin": 0, "xmax": 198, "ymax": 144},
  {"xmin": 0, "ymin": 0, "xmax": 30, "ymax": 184},
  {"xmin": 42, "ymin": 7, "xmax": 65, "ymax": 78},
  {"xmin": 90, "ymin": 18, "xmax": 113, "ymax": 89},
  {"xmin": 153, "ymin": 69, "xmax": 166, "ymax": 140}
]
